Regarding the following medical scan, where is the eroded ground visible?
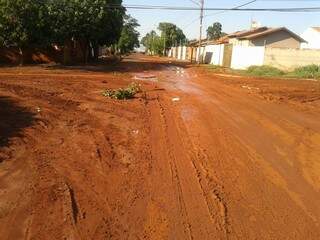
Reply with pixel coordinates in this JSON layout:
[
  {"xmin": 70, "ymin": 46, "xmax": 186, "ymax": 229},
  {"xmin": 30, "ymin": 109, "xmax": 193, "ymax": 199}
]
[{"xmin": 0, "ymin": 54, "xmax": 320, "ymax": 239}]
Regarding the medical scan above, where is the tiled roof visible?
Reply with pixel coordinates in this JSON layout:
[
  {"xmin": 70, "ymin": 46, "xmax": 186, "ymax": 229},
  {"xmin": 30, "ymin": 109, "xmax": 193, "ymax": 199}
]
[
  {"xmin": 230, "ymin": 27, "xmax": 306, "ymax": 43},
  {"xmin": 312, "ymin": 27, "xmax": 320, "ymax": 32}
]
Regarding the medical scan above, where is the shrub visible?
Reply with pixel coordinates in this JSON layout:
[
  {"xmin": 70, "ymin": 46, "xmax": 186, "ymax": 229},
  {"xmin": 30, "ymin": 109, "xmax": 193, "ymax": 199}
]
[
  {"xmin": 246, "ymin": 65, "xmax": 284, "ymax": 77},
  {"xmin": 292, "ymin": 65, "xmax": 320, "ymax": 79},
  {"xmin": 102, "ymin": 83, "xmax": 141, "ymax": 100}
]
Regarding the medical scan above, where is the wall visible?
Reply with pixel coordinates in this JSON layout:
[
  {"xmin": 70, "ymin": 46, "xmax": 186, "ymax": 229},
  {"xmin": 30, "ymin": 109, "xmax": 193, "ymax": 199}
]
[
  {"xmin": 301, "ymin": 28, "xmax": 320, "ymax": 49},
  {"xmin": 250, "ymin": 30, "xmax": 301, "ymax": 49},
  {"xmin": 169, "ymin": 44, "xmax": 320, "ymax": 71},
  {"xmin": 203, "ymin": 44, "xmax": 225, "ymax": 65},
  {"xmin": 182, "ymin": 46, "xmax": 187, "ymax": 60},
  {"xmin": 264, "ymin": 48, "xmax": 320, "ymax": 70},
  {"xmin": 0, "ymin": 47, "xmax": 62, "ymax": 64},
  {"xmin": 229, "ymin": 38, "xmax": 250, "ymax": 47},
  {"xmin": 231, "ymin": 45, "xmax": 265, "ymax": 69},
  {"xmin": 177, "ymin": 46, "xmax": 182, "ymax": 60},
  {"xmin": 195, "ymin": 47, "xmax": 206, "ymax": 62},
  {"xmin": 172, "ymin": 47, "xmax": 177, "ymax": 59}
]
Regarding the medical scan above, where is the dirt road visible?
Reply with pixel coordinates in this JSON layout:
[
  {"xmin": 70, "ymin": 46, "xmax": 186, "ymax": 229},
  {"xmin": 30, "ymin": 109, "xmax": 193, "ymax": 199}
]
[{"xmin": 0, "ymin": 54, "xmax": 319, "ymax": 239}]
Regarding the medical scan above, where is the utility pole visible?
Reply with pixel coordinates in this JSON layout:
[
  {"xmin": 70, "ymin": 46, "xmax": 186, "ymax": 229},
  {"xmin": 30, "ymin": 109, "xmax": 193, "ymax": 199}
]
[
  {"xmin": 197, "ymin": 0, "xmax": 204, "ymax": 64},
  {"xmin": 163, "ymin": 27, "xmax": 166, "ymax": 56}
]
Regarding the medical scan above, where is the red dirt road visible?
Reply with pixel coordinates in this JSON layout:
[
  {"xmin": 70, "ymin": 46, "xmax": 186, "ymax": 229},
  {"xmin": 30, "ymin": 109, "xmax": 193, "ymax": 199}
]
[{"xmin": 0, "ymin": 54, "xmax": 320, "ymax": 239}]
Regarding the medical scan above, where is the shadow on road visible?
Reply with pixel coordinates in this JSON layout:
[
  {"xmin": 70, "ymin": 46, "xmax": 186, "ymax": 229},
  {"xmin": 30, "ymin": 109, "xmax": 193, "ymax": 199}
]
[
  {"xmin": 0, "ymin": 96, "xmax": 36, "ymax": 149},
  {"xmin": 46, "ymin": 55, "xmax": 190, "ymax": 74}
]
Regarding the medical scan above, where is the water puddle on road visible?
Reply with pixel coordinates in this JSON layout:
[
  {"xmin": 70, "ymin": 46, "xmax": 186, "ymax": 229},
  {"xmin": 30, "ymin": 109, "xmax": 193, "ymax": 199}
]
[{"xmin": 133, "ymin": 73, "xmax": 158, "ymax": 82}]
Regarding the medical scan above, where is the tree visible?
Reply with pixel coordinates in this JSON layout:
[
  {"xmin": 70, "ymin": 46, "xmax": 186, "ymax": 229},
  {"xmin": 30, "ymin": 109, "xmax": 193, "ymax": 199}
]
[
  {"xmin": 0, "ymin": 0, "xmax": 127, "ymax": 64},
  {"xmin": 206, "ymin": 22, "xmax": 223, "ymax": 40},
  {"xmin": 158, "ymin": 22, "xmax": 186, "ymax": 52},
  {"xmin": 141, "ymin": 31, "xmax": 163, "ymax": 55},
  {"xmin": 48, "ymin": 0, "xmax": 125, "ymax": 63},
  {"xmin": 0, "ymin": 0, "xmax": 51, "ymax": 64},
  {"xmin": 117, "ymin": 15, "xmax": 140, "ymax": 55},
  {"xmin": 141, "ymin": 23, "xmax": 187, "ymax": 56}
]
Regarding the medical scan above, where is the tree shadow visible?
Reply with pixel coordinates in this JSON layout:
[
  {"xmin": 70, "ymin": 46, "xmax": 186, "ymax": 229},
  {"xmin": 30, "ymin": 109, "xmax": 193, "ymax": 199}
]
[
  {"xmin": 45, "ymin": 55, "xmax": 191, "ymax": 74},
  {"xmin": 0, "ymin": 96, "xmax": 37, "ymax": 150}
]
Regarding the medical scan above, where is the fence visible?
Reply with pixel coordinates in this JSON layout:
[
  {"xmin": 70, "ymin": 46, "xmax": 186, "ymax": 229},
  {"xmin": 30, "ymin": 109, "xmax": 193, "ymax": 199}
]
[
  {"xmin": 169, "ymin": 45, "xmax": 320, "ymax": 70},
  {"xmin": 264, "ymin": 48, "xmax": 320, "ymax": 70},
  {"xmin": 231, "ymin": 46, "xmax": 265, "ymax": 69},
  {"xmin": 203, "ymin": 44, "xmax": 225, "ymax": 65}
]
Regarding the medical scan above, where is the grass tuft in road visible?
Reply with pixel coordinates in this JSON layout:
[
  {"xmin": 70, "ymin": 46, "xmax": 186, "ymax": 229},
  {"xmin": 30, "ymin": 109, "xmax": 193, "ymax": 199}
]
[{"xmin": 102, "ymin": 82, "xmax": 141, "ymax": 100}]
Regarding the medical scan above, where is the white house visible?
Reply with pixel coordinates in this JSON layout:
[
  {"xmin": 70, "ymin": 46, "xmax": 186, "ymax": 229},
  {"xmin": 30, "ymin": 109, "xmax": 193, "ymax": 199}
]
[{"xmin": 301, "ymin": 27, "xmax": 320, "ymax": 49}]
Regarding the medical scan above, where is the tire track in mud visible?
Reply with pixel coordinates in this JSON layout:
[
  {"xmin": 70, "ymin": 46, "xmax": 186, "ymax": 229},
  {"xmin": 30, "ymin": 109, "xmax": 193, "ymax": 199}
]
[
  {"xmin": 165, "ymin": 101, "xmax": 231, "ymax": 238},
  {"xmin": 158, "ymin": 101, "xmax": 194, "ymax": 240},
  {"xmin": 147, "ymin": 90, "xmax": 227, "ymax": 239},
  {"xmin": 145, "ymin": 93, "xmax": 193, "ymax": 239}
]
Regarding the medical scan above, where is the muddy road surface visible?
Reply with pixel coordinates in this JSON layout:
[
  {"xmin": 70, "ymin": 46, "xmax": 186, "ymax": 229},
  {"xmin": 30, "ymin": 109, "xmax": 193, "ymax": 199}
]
[{"xmin": 0, "ymin": 54, "xmax": 320, "ymax": 239}]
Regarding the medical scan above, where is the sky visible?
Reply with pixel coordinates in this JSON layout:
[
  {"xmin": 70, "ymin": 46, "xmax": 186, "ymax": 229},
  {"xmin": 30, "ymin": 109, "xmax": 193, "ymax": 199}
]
[{"xmin": 123, "ymin": 0, "xmax": 320, "ymax": 40}]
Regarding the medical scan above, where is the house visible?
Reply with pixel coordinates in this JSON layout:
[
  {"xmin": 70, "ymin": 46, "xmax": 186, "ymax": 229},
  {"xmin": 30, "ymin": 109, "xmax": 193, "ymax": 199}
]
[
  {"xmin": 301, "ymin": 27, "xmax": 320, "ymax": 49},
  {"xmin": 221, "ymin": 27, "xmax": 306, "ymax": 49}
]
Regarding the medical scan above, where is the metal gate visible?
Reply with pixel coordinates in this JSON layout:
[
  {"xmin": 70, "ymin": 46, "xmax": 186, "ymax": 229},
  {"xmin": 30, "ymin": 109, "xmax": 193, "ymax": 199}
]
[{"xmin": 222, "ymin": 44, "xmax": 233, "ymax": 68}]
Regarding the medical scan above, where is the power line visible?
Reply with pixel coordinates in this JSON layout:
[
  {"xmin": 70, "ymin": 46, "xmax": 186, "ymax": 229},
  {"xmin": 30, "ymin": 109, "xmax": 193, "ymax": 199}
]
[
  {"xmin": 198, "ymin": 0, "xmax": 204, "ymax": 63},
  {"xmin": 107, "ymin": 4, "xmax": 320, "ymax": 12},
  {"xmin": 204, "ymin": 0, "xmax": 257, "ymax": 18},
  {"xmin": 187, "ymin": 0, "xmax": 200, "ymax": 6}
]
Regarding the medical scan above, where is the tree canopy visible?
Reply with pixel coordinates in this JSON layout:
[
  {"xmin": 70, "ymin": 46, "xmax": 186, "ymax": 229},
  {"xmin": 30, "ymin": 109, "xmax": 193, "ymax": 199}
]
[
  {"xmin": 141, "ymin": 22, "xmax": 187, "ymax": 55},
  {"xmin": 158, "ymin": 22, "xmax": 187, "ymax": 49},
  {"xmin": 0, "ymin": 0, "xmax": 51, "ymax": 48},
  {"xmin": 117, "ymin": 15, "xmax": 140, "ymax": 54},
  {"xmin": 0, "ymin": 0, "xmax": 127, "ymax": 63},
  {"xmin": 141, "ymin": 30, "xmax": 163, "ymax": 55},
  {"xmin": 206, "ymin": 22, "xmax": 224, "ymax": 40}
]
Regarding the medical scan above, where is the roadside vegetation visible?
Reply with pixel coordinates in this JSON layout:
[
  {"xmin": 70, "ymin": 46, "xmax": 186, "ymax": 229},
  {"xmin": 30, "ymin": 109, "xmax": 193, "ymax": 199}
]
[
  {"xmin": 0, "ymin": 0, "xmax": 140, "ymax": 65},
  {"xmin": 246, "ymin": 65, "xmax": 285, "ymax": 77},
  {"xmin": 141, "ymin": 23, "xmax": 187, "ymax": 55},
  {"xmin": 206, "ymin": 64, "xmax": 320, "ymax": 80},
  {"xmin": 290, "ymin": 65, "xmax": 320, "ymax": 79},
  {"xmin": 102, "ymin": 82, "xmax": 141, "ymax": 100}
]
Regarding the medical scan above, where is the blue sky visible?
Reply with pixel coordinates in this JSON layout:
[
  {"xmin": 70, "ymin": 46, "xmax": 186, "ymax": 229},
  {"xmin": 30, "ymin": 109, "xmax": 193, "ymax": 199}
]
[{"xmin": 124, "ymin": 0, "xmax": 320, "ymax": 39}]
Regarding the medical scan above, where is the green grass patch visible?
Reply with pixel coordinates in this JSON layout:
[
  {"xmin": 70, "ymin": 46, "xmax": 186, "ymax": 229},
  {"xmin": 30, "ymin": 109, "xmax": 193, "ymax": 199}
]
[
  {"xmin": 102, "ymin": 82, "xmax": 141, "ymax": 100},
  {"xmin": 290, "ymin": 65, "xmax": 320, "ymax": 79},
  {"xmin": 204, "ymin": 64, "xmax": 320, "ymax": 80},
  {"xmin": 246, "ymin": 65, "xmax": 285, "ymax": 77}
]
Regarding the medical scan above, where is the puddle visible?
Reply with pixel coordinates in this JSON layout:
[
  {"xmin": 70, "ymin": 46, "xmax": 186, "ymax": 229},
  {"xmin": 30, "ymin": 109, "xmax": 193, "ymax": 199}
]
[{"xmin": 133, "ymin": 74, "xmax": 158, "ymax": 82}]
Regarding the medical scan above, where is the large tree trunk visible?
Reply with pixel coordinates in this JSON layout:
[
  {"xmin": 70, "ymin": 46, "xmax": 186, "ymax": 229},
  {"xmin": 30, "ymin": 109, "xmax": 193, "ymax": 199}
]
[
  {"xmin": 78, "ymin": 39, "xmax": 89, "ymax": 64},
  {"xmin": 93, "ymin": 44, "xmax": 99, "ymax": 61},
  {"xmin": 63, "ymin": 40, "xmax": 73, "ymax": 65}
]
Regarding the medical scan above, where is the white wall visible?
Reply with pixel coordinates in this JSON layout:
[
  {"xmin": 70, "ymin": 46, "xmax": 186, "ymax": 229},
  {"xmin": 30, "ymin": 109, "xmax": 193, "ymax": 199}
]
[
  {"xmin": 177, "ymin": 46, "xmax": 181, "ymax": 60},
  {"xmin": 182, "ymin": 46, "xmax": 187, "ymax": 60},
  {"xmin": 168, "ymin": 46, "xmax": 187, "ymax": 60},
  {"xmin": 203, "ymin": 44, "xmax": 225, "ymax": 65},
  {"xmin": 301, "ymin": 28, "xmax": 320, "ymax": 49},
  {"xmin": 231, "ymin": 46, "xmax": 265, "ymax": 69},
  {"xmin": 172, "ymin": 47, "xmax": 177, "ymax": 58},
  {"xmin": 195, "ymin": 47, "xmax": 206, "ymax": 62}
]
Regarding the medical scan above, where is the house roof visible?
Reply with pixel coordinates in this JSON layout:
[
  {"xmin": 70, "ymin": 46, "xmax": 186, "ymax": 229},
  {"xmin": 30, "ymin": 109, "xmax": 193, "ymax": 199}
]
[
  {"xmin": 188, "ymin": 38, "xmax": 218, "ymax": 46},
  {"xmin": 312, "ymin": 27, "xmax": 320, "ymax": 32},
  {"xmin": 227, "ymin": 27, "xmax": 269, "ymax": 39},
  {"xmin": 224, "ymin": 26, "xmax": 306, "ymax": 43},
  {"xmin": 237, "ymin": 27, "xmax": 306, "ymax": 42}
]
